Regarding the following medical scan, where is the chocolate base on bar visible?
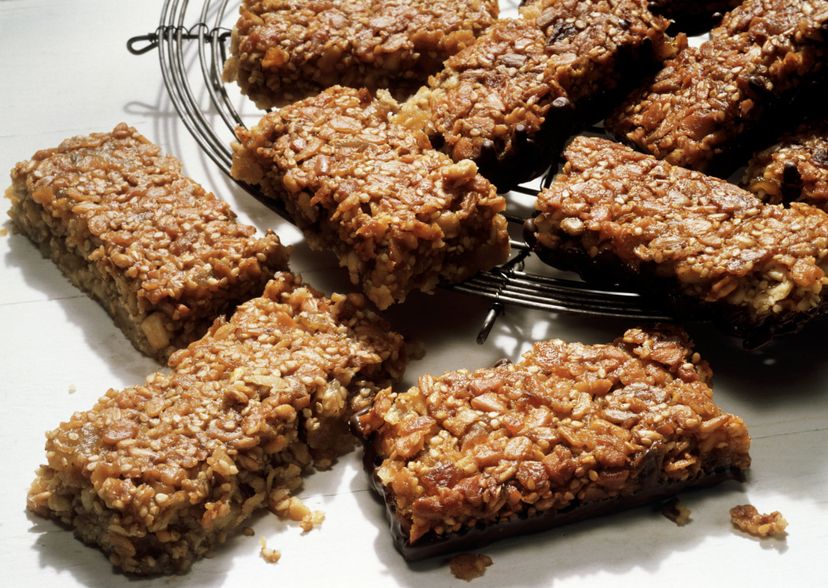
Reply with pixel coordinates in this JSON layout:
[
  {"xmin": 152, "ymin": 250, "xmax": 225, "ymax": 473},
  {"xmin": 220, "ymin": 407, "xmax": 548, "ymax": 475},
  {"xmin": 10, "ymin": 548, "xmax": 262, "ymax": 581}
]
[
  {"xmin": 354, "ymin": 328, "xmax": 751, "ymax": 560},
  {"xmin": 364, "ymin": 446, "xmax": 741, "ymax": 560},
  {"xmin": 648, "ymin": 0, "xmax": 741, "ymax": 32}
]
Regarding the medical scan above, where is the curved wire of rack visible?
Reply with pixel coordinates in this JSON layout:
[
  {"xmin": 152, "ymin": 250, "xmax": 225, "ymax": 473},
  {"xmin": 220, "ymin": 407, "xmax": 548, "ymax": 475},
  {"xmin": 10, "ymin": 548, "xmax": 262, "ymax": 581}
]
[{"xmin": 128, "ymin": 0, "xmax": 671, "ymax": 341}]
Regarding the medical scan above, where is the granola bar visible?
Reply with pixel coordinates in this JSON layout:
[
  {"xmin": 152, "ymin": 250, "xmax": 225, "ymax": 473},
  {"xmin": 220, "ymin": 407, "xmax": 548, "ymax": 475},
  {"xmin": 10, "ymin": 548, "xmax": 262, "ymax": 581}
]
[
  {"xmin": 743, "ymin": 118, "xmax": 828, "ymax": 211},
  {"xmin": 396, "ymin": 0, "xmax": 675, "ymax": 189},
  {"xmin": 606, "ymin": 1, "xmax": 828, "ymax": 173},
  {"xmin": 354, "ymin": 327, "xmax": 751, "ymax": 559},
  {"xmin": 224, "ymin": 0, "xmax": 499, "ymax": 109},
  {"xmin": 528, "ymin": 136, "xmax": 828, "ymax": 345},
  {"xmin": 27, "ymin": 272, "xmax": 406, "ymax": 575},
  {"xmin": 231, "ymin": 86, "xmax": 510, "ymax": 310},
  {"xmin": 6, "ymin": 124, "xmax": 289, "ymax": 361}
]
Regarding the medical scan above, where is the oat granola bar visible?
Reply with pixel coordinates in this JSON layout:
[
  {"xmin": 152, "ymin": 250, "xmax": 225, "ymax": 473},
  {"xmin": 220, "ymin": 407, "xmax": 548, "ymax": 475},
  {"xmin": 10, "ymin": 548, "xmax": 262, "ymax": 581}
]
[
  {"xmin": 224, "ymin": 0, "xmax": 499, "ymax": 109},
  {"xmin": 231, "ymin": 86, "xmax": 510, "ymax": 310},
  {"xmin": 6, "ymin": 124, "xmax": 289, "ymax": 361},
  {"xmin": 27, "ymin": 272, "xmax": 406, "ymax": 575},
  {"xmin": 355, "ymin": 327, "xmax": 751, "ymax": 559},
  {"xmin": 396, "ymin": 0, "xmax": 675, "ymax": 189},
  {"xmin": 606, "ymin": 1, "xmax": 828, "ymax": 173},
  {"xmin": 743, "ymin": 118, "xmax": 828, "ymax": 211},
  {"xmin": 528, "ymin": 136, "xmax": 828, "ymax": 345}
]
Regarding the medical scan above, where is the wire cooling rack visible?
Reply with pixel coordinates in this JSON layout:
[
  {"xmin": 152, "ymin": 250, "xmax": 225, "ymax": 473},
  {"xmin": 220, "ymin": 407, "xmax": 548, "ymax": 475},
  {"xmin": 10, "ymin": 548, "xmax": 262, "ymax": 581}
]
[{"xmin": 127, "ymin": 0, "xmax": 671, "ymax": 342}]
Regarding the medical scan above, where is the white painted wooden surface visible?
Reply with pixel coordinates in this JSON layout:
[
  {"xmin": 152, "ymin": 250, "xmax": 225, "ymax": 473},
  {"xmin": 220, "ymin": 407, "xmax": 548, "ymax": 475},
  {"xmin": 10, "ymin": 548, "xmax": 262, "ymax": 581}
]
[{"xmin": 0, "ymin": 1, "xmax": 826, "ymax": 586}]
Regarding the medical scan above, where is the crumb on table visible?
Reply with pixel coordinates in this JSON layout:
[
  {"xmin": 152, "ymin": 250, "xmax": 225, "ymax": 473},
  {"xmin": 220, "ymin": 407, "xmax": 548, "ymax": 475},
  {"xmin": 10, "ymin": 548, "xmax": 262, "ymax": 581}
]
[
  {"xmin": 730, "ymin": 504, "xmax": 788, "ymax": 538},
  {"xmin": 259, "ymin": 538, "xmax": 281, "ymax": 564},
  {"xmin": 449, "ymin": 553, "xmax": 493, "ymax": 582},
  {"xmin": 661, "ymin": 498, "xmax": 692, "ymax": 526}
]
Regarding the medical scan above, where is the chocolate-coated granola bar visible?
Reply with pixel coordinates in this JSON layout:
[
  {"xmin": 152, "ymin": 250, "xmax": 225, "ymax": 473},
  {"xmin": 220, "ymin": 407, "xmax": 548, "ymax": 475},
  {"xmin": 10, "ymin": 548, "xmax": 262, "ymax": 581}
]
[
  {"xmin": 355, "ymin": 327, "xmax": 751, "ymax": 560},
  {"xmin": 607, "ymin": 0, "xmax": 828, "ymax": 173},
  {"xmin": 396, "ymin": 0, "xmax": 676, "ymax": 190},
  {"xmin": 743, "ymin": 118, "xmax": 828, "ymax": 211},
  {"xmin": 6, "ymin": 124, "xmax": 289, "ymax": 361},
  {"xmin": 529, "ymin": 136, "xmax": 828, "ymax": 345},
  {"xmin": 231, "ymin": 87, "xmax": 510, "ymax": 310},
  {"xmin": 224, "ymin": 0, "xmax": 498, "ymax": 108},
  {"xmin": 27, "ymin": 272, "xmax": 406, "ymax": 574}
]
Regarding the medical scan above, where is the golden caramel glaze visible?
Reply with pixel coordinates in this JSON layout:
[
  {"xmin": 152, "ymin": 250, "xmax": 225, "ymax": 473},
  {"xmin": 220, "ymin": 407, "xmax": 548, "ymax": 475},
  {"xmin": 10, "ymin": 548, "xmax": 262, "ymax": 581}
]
[
  {"xmin": 231, "ymin": 87, "xmax": 509, "ymax": 310},
  {"xmin": 743, "ymin": 118, "xmax": 828, "ymax": 211},
  {"xmin": 607, "ymin": 1, "xmax": 828, "ymax": 172},
  {"xmin": 224, "ymin": 0, "xmax": 499, "ymax": 108},
  {"xmin": 396, "ymin": 0, "xmax": 675, "ymax": 188},
  {"xmin": 27, "ymin": 273, "xmax": 406, "ymax": 575},
  {"xmin": 532, "ymin": 136, "xmax": 828, "ymax": 341},
  {"xmin": 6, "ymin": 123, "xmax": 289, "ymax": 360},
  {"xmin": 357, "ymin": 328, "xmax": 750, "ymax": 547}
]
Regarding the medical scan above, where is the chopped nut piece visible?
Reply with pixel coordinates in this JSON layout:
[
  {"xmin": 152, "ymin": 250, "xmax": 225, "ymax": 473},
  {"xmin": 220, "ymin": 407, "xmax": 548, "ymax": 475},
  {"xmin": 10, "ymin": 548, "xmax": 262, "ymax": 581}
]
[
  {"xmin": 6, "ymin": 124, "xmax": 289, "ymax": 361},
  {"xmin": 661, "ymin": 498, "xmax": 692, "ymax": 526},
  {"xmin": 300, "ymin": 510, "xmax": 326, "ymax": 533},
  {"xmin": 531, "ymin": 136, "xmax": 828, "ymax": 346},
  {"xmin": 730, "ymin": 504, "xmax": 788, "ymax": 538},
  {"xmin": 232, "ymin": 87, "xmax": 509, "ymax": 309},
  {"xmin": 224, "ymin": 0, "xmax": 498, "ymax": 108},
  {"xmin": 356, "ymin": 327, "xmax": 751, "ymax": 560},
  {"xmin": 259, "ymin": 538, "xmax": 281, "ymax": 564},
  {"xmin": 27, "ymin": 273, "xmax": 406, "ymax": 575},
  {"xmin": 242, "ymin": 527, "xmax": 255, "ymax": 537},
  {"xmin": 449, "ymin": 553, "xmax": 493, "ymax": 582}
]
